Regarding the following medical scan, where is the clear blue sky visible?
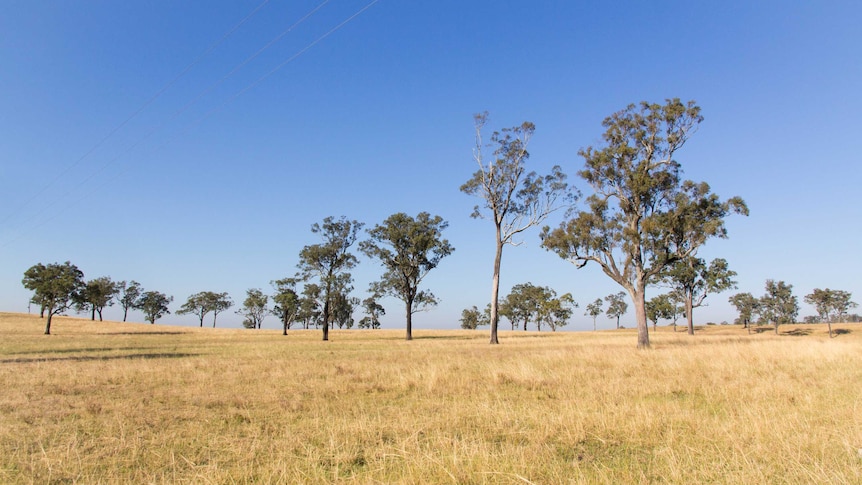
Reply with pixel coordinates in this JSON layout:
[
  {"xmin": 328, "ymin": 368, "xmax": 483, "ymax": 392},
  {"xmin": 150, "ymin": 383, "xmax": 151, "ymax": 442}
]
[{"xmin": 2, "ymin": 1, "xmax": 860, "ymax": 331}]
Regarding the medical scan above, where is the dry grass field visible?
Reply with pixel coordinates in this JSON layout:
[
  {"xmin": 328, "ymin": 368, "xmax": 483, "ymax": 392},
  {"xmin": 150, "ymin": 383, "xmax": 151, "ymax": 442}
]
[{"xmin": 1, "ymin": 312, "xmax": 861, "ymax": 484}]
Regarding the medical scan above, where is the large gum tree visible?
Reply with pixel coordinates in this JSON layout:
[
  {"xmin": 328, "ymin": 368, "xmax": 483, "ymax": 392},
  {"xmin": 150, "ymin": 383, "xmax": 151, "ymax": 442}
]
[
  {"xmin": 541, "ymin": 99, "xmax": 747, "ymax": 349},
  {"xmin": 461, "ymin": 113, "xmax": 573, "ymax": 344}
]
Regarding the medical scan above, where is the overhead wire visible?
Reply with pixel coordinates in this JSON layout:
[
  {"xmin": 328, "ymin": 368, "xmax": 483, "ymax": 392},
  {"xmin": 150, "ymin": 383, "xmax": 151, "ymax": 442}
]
[
  {"xmin": 0, "ymin": 0, "xmax": 273, "ymax": 228},
  {"xmin": 2, "ymin": 0, "xmax": 381, "ymax": 249}
]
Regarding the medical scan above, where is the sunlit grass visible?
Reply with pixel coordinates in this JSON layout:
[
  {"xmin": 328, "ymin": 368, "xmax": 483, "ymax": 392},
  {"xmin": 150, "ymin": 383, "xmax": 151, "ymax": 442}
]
[{"xmin": 1, "ymin": 312, "xmax": 860, "ymax": 483}]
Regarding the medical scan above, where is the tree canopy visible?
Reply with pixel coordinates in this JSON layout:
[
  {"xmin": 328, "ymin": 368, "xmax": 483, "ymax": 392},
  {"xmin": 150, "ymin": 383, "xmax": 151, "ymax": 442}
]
[{"xmin": 136, "ymin": 290, "xmax": 173, "ymax": 324}]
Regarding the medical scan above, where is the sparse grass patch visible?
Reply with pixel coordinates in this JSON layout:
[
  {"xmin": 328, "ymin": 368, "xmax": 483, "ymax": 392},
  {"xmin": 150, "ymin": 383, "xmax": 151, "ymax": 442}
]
[{"xmin": 1, "ymin": 312, "xmax": 861, "ymax": 483}]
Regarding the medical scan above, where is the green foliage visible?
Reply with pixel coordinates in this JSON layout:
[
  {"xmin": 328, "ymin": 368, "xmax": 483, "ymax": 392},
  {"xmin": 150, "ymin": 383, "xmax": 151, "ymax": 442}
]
[
  {"xmin": 177, "ymin": 291, "xmax": 233, "ymax": 328},
  {"xmin": 459, "ymin": 306, "xmax": 488, "ymax": 330},
  {"xmin": 237, "ymin": 288, "xmax": 268, "ymax": 329},
  {"xmin": 75, "ymin": 276, "xmax": 120, "ymax": 321},
  {"xmin": 22, "ymin": 261, "xmax": 85, "ymax": 334},
  {"xmin": 759, "ymin": 280, "xmax": 798, "ymax": 334},
  {"xmin": 541, "ymin": 99, "xmax": 748, "ymax": 348},
  {"xmin": 661, "ymin": 257, "xmax": 737, "ymax": 334},
  {"xmin": 646, "ymin": 293, "xmax": 677, "ymax": 328},
  {"xmin": 585, "ymin": 298, "xmax": 603, "ymax": 331},
  {"xmin": 604, "ymin": 292, "xmax": 628, "ymax": 329},
  {"xmin": 360, "ymin": 212, "xmax": 453, "ymax": 340},
  {"xmin": 804, "ymin": 288, "xmax": 857, "ymax": 337},
  {"xmin": 116, "ymin": 280, "xmax": 142, "ymax": 322},
  {"xmin": 499, "ymin": 283, "xmax": 575, "ymax": 331},
  {"xmin": 136, "ymin": 290, "xmax": 173, "ymax": 324},
  {"xmin": 272, "ymin": 278, "xmax": 300, "ymax": 335},
  {"xmin": 297, "ymin": 216, "xmax": 363, "ymax": 340},
  {"xmin": 358, "ymin": 297, "xmax": 385, "ymax": 329},
  {"xmin": 461, "ymin": 112, "xmax": 574, "ymax": 343},
  {"xmin": 728, "ymin": 292, "xmax": 760, "ymax": 328}
]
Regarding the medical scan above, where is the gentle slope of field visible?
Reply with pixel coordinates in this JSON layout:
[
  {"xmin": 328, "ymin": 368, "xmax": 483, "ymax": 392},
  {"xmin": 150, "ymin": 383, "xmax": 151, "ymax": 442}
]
[{"xmin": 1, "ymin": 312, "xmax": 861, "ymax": 483}]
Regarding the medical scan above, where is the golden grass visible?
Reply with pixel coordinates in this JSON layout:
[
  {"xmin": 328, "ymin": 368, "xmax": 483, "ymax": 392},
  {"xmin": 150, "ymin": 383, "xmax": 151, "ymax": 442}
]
[{"xmin": 1, "ymin": 312, "xmax": 861, "ymax": 484}]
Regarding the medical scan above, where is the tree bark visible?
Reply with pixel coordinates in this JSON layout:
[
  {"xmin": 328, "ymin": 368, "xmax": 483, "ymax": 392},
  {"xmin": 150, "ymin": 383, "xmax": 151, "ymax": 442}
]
[
  {"xmin": 91, "ymin": 307, "xmax": 96, "ymax": 321},
  {"xmin": 633, "ymin": 287, "xmax": 650, "ymax": 349},
  {"xmin": 405, "ymin": 299, "xmax": 413, "ymax": 341},
  {"xmin": 322, "ymin": 300, "xmax": 330, "ymax": 341},
  {"xmin": 686, "ymin": 293, "xmax": 695, "ymax": 335},
  {"xmin": 489, "ymin": 230, "xmax": 504, "ymax": 345},
  {"xmin": 827, "ymin": 321, "xmax": 833, "ymax": 338},
  {"xmin": 44, "ymin": 312, "xmax": 53, "ymax": 335}
]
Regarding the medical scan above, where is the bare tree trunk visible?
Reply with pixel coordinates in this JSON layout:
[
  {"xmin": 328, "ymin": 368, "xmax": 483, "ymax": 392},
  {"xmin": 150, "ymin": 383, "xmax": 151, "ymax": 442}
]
[
  {"xmin": 774, "ymin": 321, "xmax": 779, "ymax": 335},
  {"xmin": 44, "ymin": 312, "xmax": 54, "ymax": 335},
  {"xmin": 633, "ymin": 287, "xmax": 650, "ymax": 349},
  {"xmin": 122, "ymin": 308, "xmax": 128, "ymax": 322},
  {"xmin": 686, "ymin": 294, "xmax": 695, "ymax": 335},
  {"xmin": 322, "ymin": 300, "xmax": 330, "ymax": 341},
  {"xmin": 489, "ymin": 231, "xmax": 503, "ymax": 345},
  {"xmin": 405, "ymin": 299, "xmax": 413, "ymax": 341},
  {"xmin": 827, "ymin": 321, "xmax": 833, "ymax": 338},
  {"xmin": 91, "ymin": 307, "xmax": 96, "ymax": 321}
]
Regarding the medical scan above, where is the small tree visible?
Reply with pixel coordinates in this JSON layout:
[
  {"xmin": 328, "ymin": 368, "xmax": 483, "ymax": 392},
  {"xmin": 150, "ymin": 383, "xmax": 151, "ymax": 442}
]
[
  {"xmin": 116, "ymin": 280, "xmax": 142, "ymax": 322},
  {"xmin": 585, "ymin": 298, "xmax": 603, "ymax": 331},
  {"xmin": 272, "ymin": 278, "xmax": 300, "ymax": 335},
  {"xmin": 177, "ymin": 292, "xmax": 212, "ymax": 327},
  {"xmin": 461, "ymin": 113, "xmax": 573, "ymax": 344},
  {"xmin": 75, "ymin": 276, "xmax": 120, "ymax": 321},
  {"xmin": 207, "ymin": 292, "xmax": 233, "ymax": 328},
  {"xmin": 358, "ymin": 297, "xmax": 385, "ymax": 329},
  {"xmin": 136, "ymin": 291, "xmax": 172, "ymax": 324},
  {"xmin": 646, "ymin": 293, "xmax": 676, "ymax": 332},
  {"xmin": 297, "ymin": 216, "xmax": 363, "ymax": 341},
  {"xmin": 297, "ymin": 283, "xmax": 321, "ymax": 329},
  {"xmin": 238, "ymin": 288, "xmax": 268, "ymax": 329},
  {"xmin": 460, "ymin": 306, "xmax": 488, "ymax": 330},
  {"xmin": 22, "ymin": 261, "xmax": 85, "ymax": 335},
  {"xmin": 759, "ymin": 280, "xmax": 798, "ymax": 335},
  {"xmin": 360, "ymin": 212, "xmax": 454, "ymax": 340},
  {"xmin": 662, "ymin": 257, "xmax": 737, "ymax": 335},
  {"xmin": 728, "ymin": 292, "xmax": 759, "ymax": 332},
  {"xmin": 804, "ymin": 288, "xmax": 857, "ymax": 338},
  {"xmin": 538, "ymin": 292, "xmax": 576, "ymax": 331},
  {"xmin": 604, "ymin": 292, "xmax": 628, "ymax": 329}
]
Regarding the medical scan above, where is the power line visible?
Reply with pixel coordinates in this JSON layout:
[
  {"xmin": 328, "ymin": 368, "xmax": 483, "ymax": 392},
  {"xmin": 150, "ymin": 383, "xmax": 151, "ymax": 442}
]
[
  {"xmin": 2, "ymin": 0, "xmax": 382, "ymax": 249},
  {"xmin": 0, "ymin": 0, "xmax": 272, "ymax": 227}
]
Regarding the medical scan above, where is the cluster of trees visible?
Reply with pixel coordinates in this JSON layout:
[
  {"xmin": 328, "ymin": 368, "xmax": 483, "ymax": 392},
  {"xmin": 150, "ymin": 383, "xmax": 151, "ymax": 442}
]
[
  {"xmin": 729, "ymin": 285, "xmax": 857, "ymax": 338},
  {"xmin": 459, "ymin": 282, "xmax": 576, "ymax": 331},
  {"xmin": 22, "ymin": 211, "xmax": 455, "ymax": 340},
  {"xmin": 25, "ymin": 99, "xmax": 855, "ymax": 346},
  {"xmin": 21, "ymin": 262, "xmax": 173, "ymax": 334}
]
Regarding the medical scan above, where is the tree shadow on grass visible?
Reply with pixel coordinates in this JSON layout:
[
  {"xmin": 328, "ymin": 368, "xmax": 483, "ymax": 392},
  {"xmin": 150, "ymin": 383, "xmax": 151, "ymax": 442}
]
[
  {"xmin": 101, "ymin": 331, "xmax": 186, "ymax": 335},
  {"xmin": 833, "ymin": 329, "xmax": 852, "ymax": 336},
  {"xmin": 4, "ymin": 346, "xmax": 161, "ymax": 356},
  {"xmin": 0, "ymin": 352, "xmax": 198, "ymax": 364},
  {"xmin": 784, "ymin": 328, "xmax": 812, "ymax": 337}
]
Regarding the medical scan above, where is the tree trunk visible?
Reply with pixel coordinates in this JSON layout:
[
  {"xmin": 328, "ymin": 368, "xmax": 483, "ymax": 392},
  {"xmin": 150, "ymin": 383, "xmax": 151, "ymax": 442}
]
[
  {"xmin": 774, "ymin": 321, "xmax": 779, "ymax": 335},
  {"xmin": 123, "ymin": 308, "xmax": 128, "ymax": 322},
  {"xmin": 322, "ymin": 300, "xmax": 330, "ymax": 341},
  {"xmin": 405, "ymin": 299, "xmax": 413, "ymax": 341},
  {"xmin": 686, "ymin": 293, "xmax": 695, "ymax": 335},
  {"xmin": 632, "ymin": 287, "xmax": 650, "ymax": 349},
  {"xmin": 489, "ymin": 232, "xmax": 504, "ymax": 345},
  {"xmin": 616, "ymin": 316, "xmax": 620, "ymax": 329},
  {"xmin": 44, "ymin": 312, "xmax": 54, "ymax": 335},
  {"xmin": 827, "ymin": 321, "xmax": 833, "ymax": 338},
  {"xmin": 91, "ymin": 306, "xmax": 96, "ymax": 321},
  {"xmin": 97, "ymin": 308, "xmax": 103, "ymax": 321},
  {"xmin": 593, "ymin": 317, "xmax": 597, "ymax": 331}
]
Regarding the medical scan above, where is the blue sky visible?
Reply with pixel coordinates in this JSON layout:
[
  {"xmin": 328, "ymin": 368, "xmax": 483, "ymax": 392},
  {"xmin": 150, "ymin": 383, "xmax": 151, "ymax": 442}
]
[{"xmin": 2, "ymin": 1, "xmax": 860, "ymax": 331}]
